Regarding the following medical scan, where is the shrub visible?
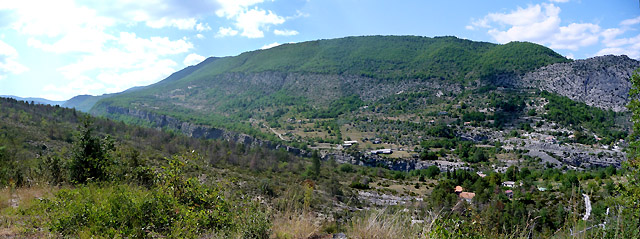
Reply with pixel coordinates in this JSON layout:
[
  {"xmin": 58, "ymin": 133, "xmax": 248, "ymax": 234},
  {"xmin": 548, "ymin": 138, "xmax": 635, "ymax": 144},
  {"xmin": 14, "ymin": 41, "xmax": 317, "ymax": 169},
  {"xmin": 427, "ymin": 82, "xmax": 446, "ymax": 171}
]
[{"xmin": 339, "ymin": 164, "xmax": 355, "ymax": 173}]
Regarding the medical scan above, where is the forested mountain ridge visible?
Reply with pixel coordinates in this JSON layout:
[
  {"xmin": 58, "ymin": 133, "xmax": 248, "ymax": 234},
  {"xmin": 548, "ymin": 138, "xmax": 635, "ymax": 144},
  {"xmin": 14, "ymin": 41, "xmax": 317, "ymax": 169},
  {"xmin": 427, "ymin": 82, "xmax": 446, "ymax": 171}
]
[
  {"xmin": 83, "ymin": 35, "xmax": 635, "ymax": 172},
  {"xmin": 90, "ymin": 36, "xmax": 569, "ymax": 131}
]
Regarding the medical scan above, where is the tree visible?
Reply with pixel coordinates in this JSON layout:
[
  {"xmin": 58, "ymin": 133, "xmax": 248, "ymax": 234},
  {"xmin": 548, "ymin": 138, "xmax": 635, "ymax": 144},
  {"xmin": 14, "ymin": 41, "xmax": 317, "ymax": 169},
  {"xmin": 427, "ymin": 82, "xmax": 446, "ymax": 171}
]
[
  {"xmin": 619, "ymin": 69, "xmax": 640, "ymax": 237},
  {"xmin": 311, "ymin": 150, "xmax": 321, "ymax": 178},
  {"xmin": 69, "ymin": 117, "xmax": 114, "ymax": 184}
]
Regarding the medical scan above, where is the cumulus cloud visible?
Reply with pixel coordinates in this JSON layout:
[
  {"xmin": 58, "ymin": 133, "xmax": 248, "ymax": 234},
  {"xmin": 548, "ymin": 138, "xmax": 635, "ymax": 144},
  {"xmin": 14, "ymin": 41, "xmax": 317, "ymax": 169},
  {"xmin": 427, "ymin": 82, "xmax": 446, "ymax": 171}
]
[
  {"xmin": 146, "ymin": 18, "xmax": 197, "ymax": 30},
  {"xmin": 216, "ymin": 26, "xmax": 239, "ymax": 37},
  {"xmin": 621, "ymin": 16, "xmax": 640, "ymax": 26},
  {"xmin": 596, "ymin": 16, "xmax": 640, "ymax": 59},
  {"xmin": 235, "ymin": 8, "xmax": 285, "ymax": 38},
  {"xmin": 274, "ymin": 29, "xmax": 299, "ymax": 36},
  {"xmin": 183, "ymin": 53, "xmax": 206, "ymax": 66},
  {"xmin": 469, "ymin": 3, "xmax": 604, "ymax": 51},
  {"xmin": 196, "ymin": 22, "xmax": 211, "ymax": 32},
  {"xmin": 0, "ymin": 0, "xmax": 210, "ymax": 98},
  {"xmin": 0, "ymin": 0, "xmax": 216, "ymax": 39},
  {"xmin": 53, "ymin": 32, "xmax": 192, "ymax": 95},
  {"xmin": 80, "ymin": 0, "xmax": 219, "ymax": 31},
  {"xmin": 260, "ymin": 42, "xmax": 281, "ymax": 50},
  {"xmin": 0, "ymin": 0, "xmax": 298, "ymax": 98},
  {"xmin": 0, "ymin": 40, "xmax": 28, "ymax": 79},
  {"xmin": 27, "ymin": 29, "xmax": 115, "ymax": 53},
  {"xmin": 215, "ymin": 0, "xmax": 265, "ymax": 18},
  {"xmin": 215, "ymin": 0, "xmax": 289, "ymax": 38}
]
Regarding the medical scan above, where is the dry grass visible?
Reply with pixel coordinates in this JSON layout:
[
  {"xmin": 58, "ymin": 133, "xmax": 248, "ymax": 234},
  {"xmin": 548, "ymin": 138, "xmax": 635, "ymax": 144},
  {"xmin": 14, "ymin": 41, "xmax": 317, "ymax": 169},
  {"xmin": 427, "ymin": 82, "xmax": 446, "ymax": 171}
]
[
  {"xmin": 0, "ymin": 185, "xmax": 58, "ymax": 238},
  {"xmin": 271, "ymin": 210, "xmax": 323, "ymax": 239},
  {"xmin": 347, "ymin": 209, "xmax": 421, "ymax": 239},
  {"xmin": 4, "ymin": 186, "xmax": 56, "ymax": 209}
]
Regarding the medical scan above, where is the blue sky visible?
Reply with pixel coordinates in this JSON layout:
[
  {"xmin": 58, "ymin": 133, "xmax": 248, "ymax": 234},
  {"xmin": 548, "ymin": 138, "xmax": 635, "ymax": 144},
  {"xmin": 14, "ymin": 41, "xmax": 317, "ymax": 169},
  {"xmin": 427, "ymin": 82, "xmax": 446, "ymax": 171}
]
[{"xmin": 0, "ymin": 0, "xmax": 639, "ymax": 100}]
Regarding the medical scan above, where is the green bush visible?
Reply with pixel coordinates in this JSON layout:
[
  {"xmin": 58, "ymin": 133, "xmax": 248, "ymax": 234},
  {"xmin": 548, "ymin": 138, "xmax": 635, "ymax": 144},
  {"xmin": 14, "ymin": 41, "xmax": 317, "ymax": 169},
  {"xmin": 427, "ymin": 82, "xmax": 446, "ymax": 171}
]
[
  {"xmin": 339, "ymin": 164, "xmax": 354, "ymax": 173},
  {"xmin": 24, "ymin": 152, "xmax": 270, "ymax": 238}
]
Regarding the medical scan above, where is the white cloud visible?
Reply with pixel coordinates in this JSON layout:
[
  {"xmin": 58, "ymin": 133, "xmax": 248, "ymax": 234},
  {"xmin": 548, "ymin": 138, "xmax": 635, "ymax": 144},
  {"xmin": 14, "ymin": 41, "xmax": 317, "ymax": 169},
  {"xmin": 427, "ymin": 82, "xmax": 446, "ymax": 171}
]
[
  {"xmin": 0, "ymin": 40, "xmax": 28, "ymax": 79},
  {"xmin": 183, "ymin": 53, "xmax": 205, "ymax": 66},
  {"xmin": 261, "ymin": 42, "xmax": 281, "ymax": 50},
  {"xmin": 0, "ymin": 0, "xmax": 115, "ymax": 37},
  {"xmin": 594, "ymin": 16, "xmax": 640, "ymax": 59},
  {"xmin": 549, "ymin": 0, "xmax": 570, "ymax": 2},
  {"xmin": 216, "ymin": 27, "xmax": 239, "ymax": 37},
  {"xmin": 550, "ymin": 23, "xmax": 600, "ymax": 50},
  {"xmin": 274, "ymin": 29, "xmax": 299, "ymax": 36},
  {"xmin": 27, "ymin": 28, "xmax": 115, "ymax": 53},
  {"xmin": 235, "ymin": 8, "xmax": 285, "ymax": 38},
  {"xmin": 146, "ymin": 17, "xmax": 197, "ymax": 30},
  {"xmin": 596, "ymin": 47, "xmax": 640, "ymax": 59},
  {"xmin": 52, "ymin": 32, "xmax": 192, "ymax": 96},
  {"xmin": 215, "ymin": 0, "xmax": 265, "ymax": 18},
  {"xmin": 196, "ymin": 22, "xmax": 211, "ymax": 32},
  {"xmin": 601, "ymin": 28, "xmax": 625, "ymax": 46},
  {"xmin": 80, "ymin": 0, "xmax": 220, "ymax": 31},
  {"xmin": 470, "ymin": 3, "xmax": 601, "ymax": 51},
  {"xmin": 621, "ymin": 16, "xmax": 640, "ymax": 26},
  {"xmin": 196, "ymin": 34, "xmax": 205, "ymax": 39},
  {"xmin": 43, "ymin": 78, "xmax": 105, "ymax": 99},
  {"xmin": 596, "ymin": 33, "xmax": 640, "ymax": 59},
  {"xmin": 215, "ymin": 0, "xmax": 288, "ymax": 38}
]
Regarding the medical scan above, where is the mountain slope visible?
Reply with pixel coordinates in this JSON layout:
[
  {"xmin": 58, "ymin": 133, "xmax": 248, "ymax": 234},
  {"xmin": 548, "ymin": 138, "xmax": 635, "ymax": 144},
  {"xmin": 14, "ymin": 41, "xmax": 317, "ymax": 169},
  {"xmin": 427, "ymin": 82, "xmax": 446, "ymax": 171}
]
[
  {"xmin": 88, "ymin": 35, "xmax": 633, "ymax": 171},
  {"xmin": 518, "ymin": 55, "xmax": 639, "ymax": 112},
  {"xmin": 91, "ymin": 36, "xmax": 569, "ymax": 126}
]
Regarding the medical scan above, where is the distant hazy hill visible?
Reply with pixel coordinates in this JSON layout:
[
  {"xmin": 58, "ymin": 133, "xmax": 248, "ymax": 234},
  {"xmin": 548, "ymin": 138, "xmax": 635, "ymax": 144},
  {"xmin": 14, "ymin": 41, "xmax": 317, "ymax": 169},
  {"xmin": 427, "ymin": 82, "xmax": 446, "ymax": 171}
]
[
  {"xmin": 62, "ymin": 86, "xmax": 146, "ymax": 112},
  {"xmin": 0, "ymin": 95, "xmax": 65, "ymax": 106}
]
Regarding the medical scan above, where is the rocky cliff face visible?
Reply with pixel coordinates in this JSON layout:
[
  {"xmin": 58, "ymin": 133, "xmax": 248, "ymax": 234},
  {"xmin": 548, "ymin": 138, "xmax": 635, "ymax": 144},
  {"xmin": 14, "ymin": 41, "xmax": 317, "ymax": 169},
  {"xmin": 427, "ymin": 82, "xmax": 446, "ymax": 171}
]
[
  {"xmin": 502, "ymin": 55, "xmax": 640, "ymax": 112},
  {"xmin": 105, "ymin": 106, "xmax": 307, "ymax": 156}
]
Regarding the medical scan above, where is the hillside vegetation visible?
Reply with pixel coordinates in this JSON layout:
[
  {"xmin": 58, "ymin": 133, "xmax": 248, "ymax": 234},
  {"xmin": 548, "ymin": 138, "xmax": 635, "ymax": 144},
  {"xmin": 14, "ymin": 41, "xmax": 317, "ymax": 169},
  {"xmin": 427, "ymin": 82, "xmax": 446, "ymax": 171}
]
[
  {"xmin": 90, "ymin": 36, "xmax": 571, "ymax": 148},
  {"xmin": 2, "ymin": 90, "xmax": 640, "ymax": 238}
]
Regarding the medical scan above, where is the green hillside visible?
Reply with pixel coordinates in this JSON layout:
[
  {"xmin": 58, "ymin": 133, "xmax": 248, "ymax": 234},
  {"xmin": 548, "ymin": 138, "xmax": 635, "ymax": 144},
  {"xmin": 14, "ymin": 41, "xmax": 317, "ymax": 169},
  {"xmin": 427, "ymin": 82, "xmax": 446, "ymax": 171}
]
[
  {"xmin": 91, "ymin": 36, "xmax": 570, "ymax": 143},
  {"xmin": 169, "ymin": 36, "xmax": 567, "ymax": 82}
]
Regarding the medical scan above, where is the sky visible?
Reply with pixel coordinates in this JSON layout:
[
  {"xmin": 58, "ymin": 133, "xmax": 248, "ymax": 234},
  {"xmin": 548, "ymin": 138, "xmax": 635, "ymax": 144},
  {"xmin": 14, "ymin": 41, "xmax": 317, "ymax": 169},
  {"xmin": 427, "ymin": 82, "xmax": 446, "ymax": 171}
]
[{"xmin": 0, "ymin": 0, "xmax": 639, "ymax": 101}]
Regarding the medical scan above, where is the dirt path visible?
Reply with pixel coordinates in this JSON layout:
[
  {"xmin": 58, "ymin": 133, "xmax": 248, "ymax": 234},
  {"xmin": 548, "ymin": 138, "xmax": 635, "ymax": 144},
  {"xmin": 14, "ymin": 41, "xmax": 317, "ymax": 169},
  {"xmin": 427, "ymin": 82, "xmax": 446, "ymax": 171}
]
[{"xmin": 265, "ymin": 124, "xmax": 287, "ymax": 141}]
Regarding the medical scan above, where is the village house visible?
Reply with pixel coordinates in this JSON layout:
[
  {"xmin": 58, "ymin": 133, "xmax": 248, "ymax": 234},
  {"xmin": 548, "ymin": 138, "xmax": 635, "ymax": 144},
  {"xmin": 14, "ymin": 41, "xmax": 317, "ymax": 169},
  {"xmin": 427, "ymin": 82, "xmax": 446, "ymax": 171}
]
[
  {"xmin": 455, "ymin": 185, "xmax": 475, "ymax": 202},
  {"xmin": 342, "ymin": 140, "xmax": 358, "ymax": 147},
  {"xmin": 455, "ymin": 186, "xmax": 463, "ymax": 194},
  {"xmin": 505, "ymin": 190, "xmax": 513, "ymax": 199},
  {"xmin": 502, "ymin": 181, "xmax": 516, "ymax": 188},
  {"xmin": 459, "ymin": 192, "xmax": 475, "ymax": 202},
  {"xmin": 370, "ymin": 149, "xmax": 392, "ymax": 154}
]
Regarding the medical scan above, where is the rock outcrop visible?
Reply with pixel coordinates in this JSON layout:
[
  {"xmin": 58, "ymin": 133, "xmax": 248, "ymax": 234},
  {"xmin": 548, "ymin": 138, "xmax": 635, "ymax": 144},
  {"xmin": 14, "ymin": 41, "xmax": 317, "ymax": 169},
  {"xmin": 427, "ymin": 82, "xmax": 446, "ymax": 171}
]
[
  {"xmin": 500, "ymin": 55, "xmax": 640, "ymax": 112},
  {"xmin": 105, "ymin": 106, "xmax": 307, "ymax": 156}
]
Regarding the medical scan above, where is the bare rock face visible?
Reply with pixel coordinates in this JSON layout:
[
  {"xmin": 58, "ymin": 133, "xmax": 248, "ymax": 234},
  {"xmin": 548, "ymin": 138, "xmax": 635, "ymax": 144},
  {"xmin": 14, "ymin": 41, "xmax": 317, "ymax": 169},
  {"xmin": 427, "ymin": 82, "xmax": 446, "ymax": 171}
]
[{"xmin": 516, "ymin": 55, "xmax": 640, "ymax": 112}]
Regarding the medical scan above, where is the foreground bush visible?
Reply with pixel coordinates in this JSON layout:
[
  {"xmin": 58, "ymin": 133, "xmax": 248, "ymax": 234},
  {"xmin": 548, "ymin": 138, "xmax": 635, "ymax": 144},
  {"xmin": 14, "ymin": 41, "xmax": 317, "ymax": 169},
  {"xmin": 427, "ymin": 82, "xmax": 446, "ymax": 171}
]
[{"xmin": 22, "ymin": 153, "xmax": 271, "ymax": 238}]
